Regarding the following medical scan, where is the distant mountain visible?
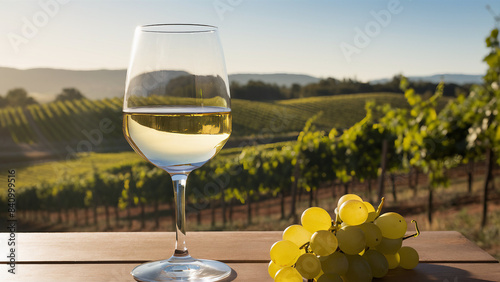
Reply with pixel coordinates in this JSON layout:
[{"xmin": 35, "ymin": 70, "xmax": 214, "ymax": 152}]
[
  {"xmin": 1, "ymin": 67, "xmax": 481, "ymax": 102},
  {"xmin": 0, "ymin": 67, "xmax": 321, "ymax": 101},
  {"xmin": 229, "ymin": 73, "xmax": 320, "ymax": 86},
  {"xmin": 370, "ymin": 74, "xmax": 483, "ymax": 85},
  {"xmin": 0, "ymin": 67, "xmax": 127, "ymax": 102}
]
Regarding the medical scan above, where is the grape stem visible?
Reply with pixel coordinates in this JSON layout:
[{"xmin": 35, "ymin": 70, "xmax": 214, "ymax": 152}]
[
  {"xmin": 375, "ymin": 197, "xmax": 385, "ymax": 218},
  {"xmin": 329, "ymin": 212, "xmax": 342, "ymax": 232},
  {"xmin": 403, "ymin": 220, "xmax": 420, "ymax": 240},
  {"xmin": 300, "ymin": 242, "xmax": 311, "ymax": 253}
]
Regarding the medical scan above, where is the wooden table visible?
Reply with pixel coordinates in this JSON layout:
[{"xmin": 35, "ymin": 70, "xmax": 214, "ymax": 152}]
[{"xmin": 0, "ymin": 231, "xmax": 499, "ymax": 281}]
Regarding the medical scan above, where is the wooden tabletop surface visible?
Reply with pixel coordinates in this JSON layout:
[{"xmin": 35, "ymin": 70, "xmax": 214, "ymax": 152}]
[{"xmin": 0, "ymin": 231, "xmax": 499, "ymax": 281}]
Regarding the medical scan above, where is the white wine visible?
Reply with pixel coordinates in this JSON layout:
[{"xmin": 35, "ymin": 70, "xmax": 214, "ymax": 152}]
[{"xmin": 124, "ymin": 106, "xmax": 231, "ymax": 173}]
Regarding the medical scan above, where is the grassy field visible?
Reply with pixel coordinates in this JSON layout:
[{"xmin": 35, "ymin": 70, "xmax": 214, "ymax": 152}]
[{"xmin": 12, "ymin": 151, "xmax": 143, "ymax": 189}]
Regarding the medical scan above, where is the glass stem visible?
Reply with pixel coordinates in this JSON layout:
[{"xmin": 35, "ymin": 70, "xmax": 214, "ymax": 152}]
[{"xmin": 171, "ymin": 173, "xmax": 189, "ymax": 257}]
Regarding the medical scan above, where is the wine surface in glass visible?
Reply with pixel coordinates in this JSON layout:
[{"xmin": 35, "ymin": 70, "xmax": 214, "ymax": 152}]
[{"xmin": 124, "ymin": 106, "xmax": 231, "ymax": 173}]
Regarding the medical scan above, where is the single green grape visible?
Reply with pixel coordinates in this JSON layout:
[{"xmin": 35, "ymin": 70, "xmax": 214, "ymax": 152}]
[
  {"xmin": 310, "ymin": 230, "xmax": 338, "ymax": 256},
  {"xmin": 363, "ymin": 201, "xmax": 375, "ymax": 213},
  {"xmin": 270, "ymin": 240, "xmax": 300, "ymax": 267},
  {"xmin": 366, "ymin": 211, "xmax": 377, "ymax": 222},
  {"xmin": 320, "ymin": 251, "xmax": 349, "ymax": 275},
  {"xmin": 374, "ymin": 212, "xmax": 407, "ymax": 239},
  {"xmin": 375, "ymin": 237, "xmax": 402, "ymax": 254},
  {"xmin": 268, "ymin": 260, "xmax": 282, "ymax": 279},
  {"xmin": 274, "ymin": 266, "xmax": 303, "ymax": 282},
  {"xmin": 342, "ymin": 255, "xmax": 373, "ymax": 282},
  {"xmin": 336, "ymin": 226, "xmax": 366, "ymax": 255},
  {"xmin": 363, "ymin": 202, "xmax": 377, "ymax": 222},
  {"xmin": 317, "ymin": 273, "xmax": 343, "ymax": 282},
  {"xmin": 362, "ymin": 249, "xmax": 389, "ymax": 278},
  {"xmin": 295, "ymin": 253, "xmax": 321, "ymax": 279},
  {"xmin": 384, "ymin": 253, "xmax": 400, "ymax": 269},
  {"xmin": 315, "ymin": 269, "xmax": 324, "ymax": 281},
  {"xmin": 337, "ymin": 194, "xmax": 363, "ymax": 209},
  {"xmin": 301, "ymin": 207, "xmax": 332, "ymax": 233},
  {"xmin": 359, "ymin": 222, "xmax": 382, "ymax": 248},
  {"xmin": 398, "ymin": 246, "xmax": 419, "ymax": 269},
  {"xmin": 339, "ymin": 200, "xmax": 368, "ymax": 226},
  {"xmin": 283, "ymin": 224, "xmax": 312, "ymax": 249}
]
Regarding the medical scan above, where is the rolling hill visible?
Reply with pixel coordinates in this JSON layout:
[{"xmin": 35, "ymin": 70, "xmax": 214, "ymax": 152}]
[
  {"xmin": 1, "ymin": 92, "xmax": 426, "ymax": 165},
  {"xmin": 370, "ymin": 74, "xmax": 483, "ymax": 85},
  {"xmin": 0, "ymin": 67, "xmax": 320, "ymax": 101},
  {"xmin": 1, "ymin": 67, "xmax": 481, "ymax": 103}
]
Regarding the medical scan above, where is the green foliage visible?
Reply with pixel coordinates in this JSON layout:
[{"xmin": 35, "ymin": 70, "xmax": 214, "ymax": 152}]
[
  {"xmin": 1, "ymin": 92, "xmax": 419, "ymax": 145},
  {"xmin": 296, "ymin": 76, "xmax": 464, "ymax": 99},
  {"xmin": 11, "ymin": 28, "xmax": 500, "ymax": 231},
  {"xmin": 295, "ymin": 112, "xmax": 334, "ymax": 191},
  {"xmin": 438, "ymin": 28, "xmax": 500, "ymax": 170},
  {"xmin": 378, "ymin": 76, "xmax": 449, "ymax": 187},
  {"xmin": 55, "ymin": 88, "xmax": 86, "ymax": 102},
  {"xmin": 1, "ymin": 88, "xmax": 38, "ymax": 107},
  {"xmin": 231, "ymin": 80, "xmax": 286, "ymax": 100},
  {"xmin": 338, "ymin": 102, "xmax": 398, "ymax": 183}
]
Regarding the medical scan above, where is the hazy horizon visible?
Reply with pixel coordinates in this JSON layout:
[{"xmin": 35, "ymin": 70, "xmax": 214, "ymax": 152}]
[
  {"xmin": 0, "ymin": 65, "xmax": 484, "ymax": 82},
  {"xmin": 0, "ymin": 0, "xmax": 497, "ymax": 81}
]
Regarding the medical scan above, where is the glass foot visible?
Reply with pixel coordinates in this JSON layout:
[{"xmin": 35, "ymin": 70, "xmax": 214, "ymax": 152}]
[{"xmin": 131, "ymin": 255, "xmax": 232, "ymax": 281}]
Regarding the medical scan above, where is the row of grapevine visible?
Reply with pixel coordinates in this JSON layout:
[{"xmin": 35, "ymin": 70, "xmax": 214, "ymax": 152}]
[
  {"xmin": 1, "ymin": 91, "xmax": 414, "ymax": 148},
  {"xmin": 6, "ymin": 88, "xmax": 493, "ymax": 229},
  {"xmin": 0, "ymin": 97, "xmax": 127, "ymax": 146},
  {"xmin": 0, "ymin": 106, "xmax": 37, "ymax": 144},
  {"xmin": 8, "ymin": 73, "xmax": 493, "ymax": 229}
]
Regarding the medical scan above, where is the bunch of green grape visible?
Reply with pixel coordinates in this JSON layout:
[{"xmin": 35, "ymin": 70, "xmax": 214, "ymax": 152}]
[{"xmin": 268, "ymin": 194, "xmax": 419, "ymax": 282}]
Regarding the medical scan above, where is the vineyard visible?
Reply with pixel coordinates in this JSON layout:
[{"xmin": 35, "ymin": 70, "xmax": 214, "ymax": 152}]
[
  {"xmin": 5, "ymin": 71, "xmax": 499, "ymax": 229},
  {"xmin": 0, "ymin": 92, "xmax": 426, "ymax": 147},
  {"xmin": 0, "ymin": 91, "xmax": 429, "ymax": 166},
  {"xmin": 2, "ymin": 29, "xmax": 500, "ymax": 261}
]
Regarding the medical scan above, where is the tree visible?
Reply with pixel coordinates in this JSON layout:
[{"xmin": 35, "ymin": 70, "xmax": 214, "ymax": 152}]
[
  {"xmin": 55, "ymin": 88, "xmax": 86, "ymax": 102},
  {"xmin": 230, "ymin": 80, "xmax": 286, "ymax": 100},
  {"xmin": 0, "ymin": 95, "xmax": 6, "ymax": 107},
  {"xmin": 290, "ymin": 83, "xmax": 302, "ymax": 99},
  {"xmin": 455, "ymin": 28, "xmax": 500, "ymax": 228},
  {"xmin": 5, "ymin": 88, "xmax": 38, "ymax": 107}
]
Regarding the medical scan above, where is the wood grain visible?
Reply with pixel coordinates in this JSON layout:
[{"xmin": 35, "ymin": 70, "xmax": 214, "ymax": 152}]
[
  {"xmin": 0, "ymin": 231, "xmax": 498, "ymax": 281},
  {"xmin": 1, "ymin": 262, "xmax": 500, "ymax": 282},
  {"xmin": 0, "ymin": 231, "xmax": 497, "ymax": 263}
]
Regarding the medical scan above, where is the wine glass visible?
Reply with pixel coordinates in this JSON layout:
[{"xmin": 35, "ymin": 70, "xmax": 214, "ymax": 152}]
[{"xmin": 123, "ymin": 24, "xmax": 232, "ymax": 281}]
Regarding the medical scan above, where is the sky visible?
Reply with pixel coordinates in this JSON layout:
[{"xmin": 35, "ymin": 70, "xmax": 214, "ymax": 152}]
[{"xmin": 0, "ymin": 0, "xmax": 498, "ymax": 81}]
